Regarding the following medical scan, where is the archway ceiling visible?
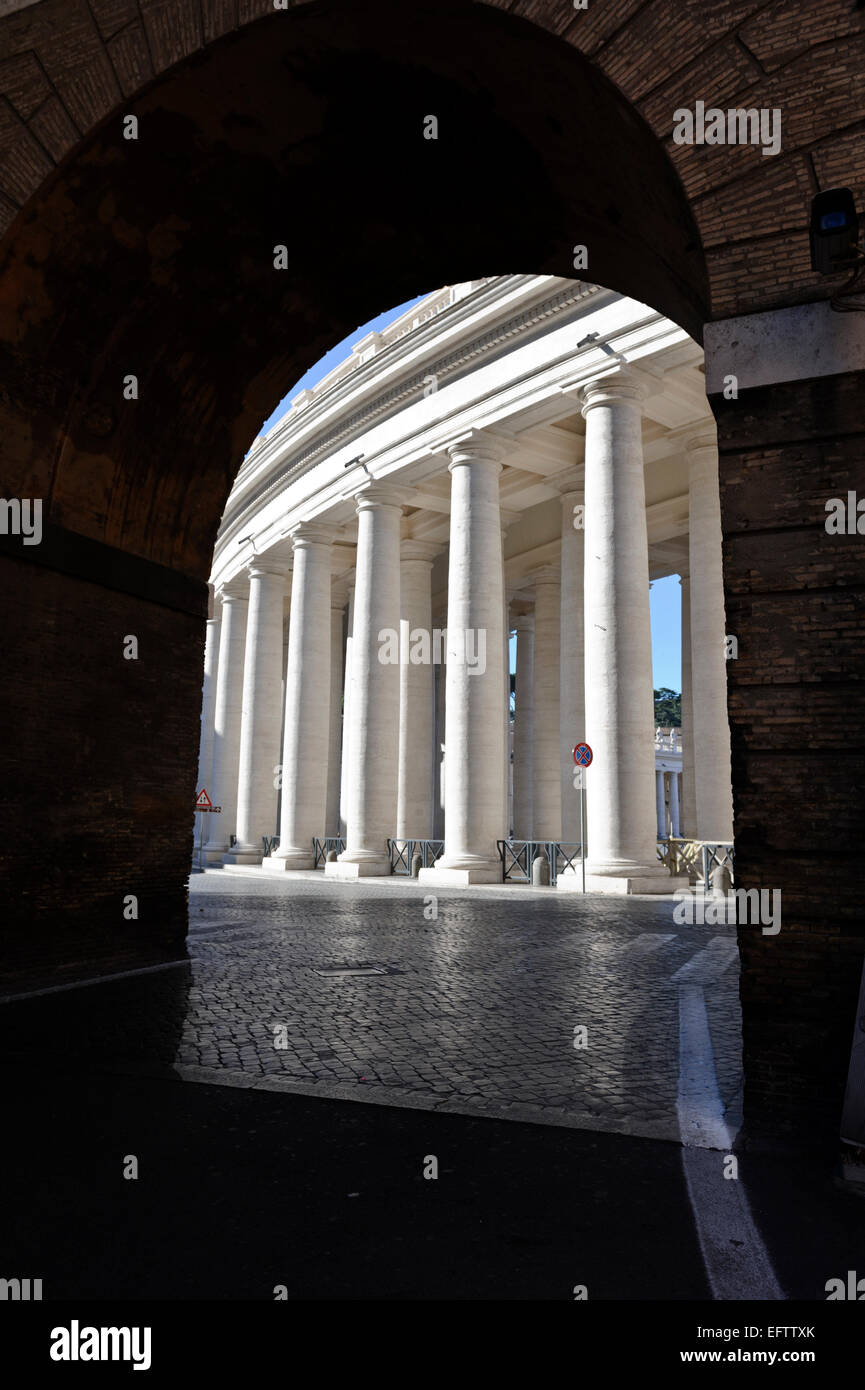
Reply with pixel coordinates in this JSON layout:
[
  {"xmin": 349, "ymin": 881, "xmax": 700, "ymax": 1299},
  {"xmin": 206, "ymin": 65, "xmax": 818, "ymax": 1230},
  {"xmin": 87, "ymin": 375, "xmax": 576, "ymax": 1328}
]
[
  {"xmin": 1, "ymin": 0, "xmax": 858, "ymax": 317},
  {"xmin": 0, "ymin": 0, "xmax": 860, "ymax": 576}
]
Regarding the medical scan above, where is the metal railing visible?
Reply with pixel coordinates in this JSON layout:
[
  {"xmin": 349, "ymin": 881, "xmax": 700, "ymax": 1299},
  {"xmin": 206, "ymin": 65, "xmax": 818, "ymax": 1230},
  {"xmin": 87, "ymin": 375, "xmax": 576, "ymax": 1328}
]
[
  {"xmin": 498, "ymin": 840, "xmax": 582, "ymax": 887},
  {"xmin": 657, "ymin": 838, "xmax": 735, "ymax": 887},
  {"xmin": 387, "ymin": 839, "xmax": 444, "ymax": 874},
  {"xmin": 262, "ymin": 835, "xmax": 279, "ymax": 857},
  {"xmin": 313, "ymin": 836, "xmax": 346, "ymax": 868},
  {"xmin": 701, "ymin": 841, "xmax": 735, "ymax": 888}
]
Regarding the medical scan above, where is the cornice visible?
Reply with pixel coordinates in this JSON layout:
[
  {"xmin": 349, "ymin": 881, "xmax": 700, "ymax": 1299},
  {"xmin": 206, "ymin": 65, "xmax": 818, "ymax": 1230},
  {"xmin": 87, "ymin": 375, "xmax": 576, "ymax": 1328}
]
[{"xmin": 217, "ymin": 277, "xmax": 601, "ymax": 550}]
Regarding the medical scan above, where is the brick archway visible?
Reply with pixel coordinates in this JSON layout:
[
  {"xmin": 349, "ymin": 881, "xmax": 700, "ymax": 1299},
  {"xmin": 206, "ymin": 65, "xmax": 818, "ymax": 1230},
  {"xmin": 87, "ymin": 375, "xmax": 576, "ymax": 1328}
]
[
  {"xmin": 0, "ymin": 0, "xmax": 862, "ymax": 1145},
  {"xmin": 2, "ymin": 0, "xmax": 860, "ymax": 319}
]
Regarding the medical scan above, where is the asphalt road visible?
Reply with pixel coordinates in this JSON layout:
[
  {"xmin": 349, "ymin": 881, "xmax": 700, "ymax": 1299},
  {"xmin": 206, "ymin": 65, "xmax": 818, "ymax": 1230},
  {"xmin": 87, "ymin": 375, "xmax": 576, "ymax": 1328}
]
[{"xmin": 2, "ymin": 1061, "xmax": 862, "ymax": 1302}]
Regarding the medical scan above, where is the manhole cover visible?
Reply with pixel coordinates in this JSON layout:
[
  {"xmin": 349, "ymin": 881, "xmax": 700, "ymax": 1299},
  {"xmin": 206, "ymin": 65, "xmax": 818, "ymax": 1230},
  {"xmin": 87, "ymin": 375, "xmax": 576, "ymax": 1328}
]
[{"xmin": 313, "ymin": 965, "xmax": 388, "ymax": 979}]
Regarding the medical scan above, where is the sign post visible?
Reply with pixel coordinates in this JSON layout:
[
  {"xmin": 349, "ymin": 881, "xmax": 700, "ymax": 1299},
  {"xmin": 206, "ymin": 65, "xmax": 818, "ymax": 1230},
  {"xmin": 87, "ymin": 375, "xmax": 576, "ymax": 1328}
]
[
  {"xmin": 194, "ymin": 790, "xmax": 221, "ymax": 872},
  {"xmin": 572, "ymin": 743, "xmax": 593, "ymax": 894}
]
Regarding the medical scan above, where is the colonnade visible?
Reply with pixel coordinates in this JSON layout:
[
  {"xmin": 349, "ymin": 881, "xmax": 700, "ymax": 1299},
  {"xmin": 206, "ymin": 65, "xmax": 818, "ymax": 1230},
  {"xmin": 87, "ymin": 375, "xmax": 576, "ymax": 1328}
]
[
  {"xmin": 656, "ymin": 768, "xmax": 682, "ymax": 839},
  {"xmin": 195, "ymin": 369, "xmax": 734, "ymax": 892}
]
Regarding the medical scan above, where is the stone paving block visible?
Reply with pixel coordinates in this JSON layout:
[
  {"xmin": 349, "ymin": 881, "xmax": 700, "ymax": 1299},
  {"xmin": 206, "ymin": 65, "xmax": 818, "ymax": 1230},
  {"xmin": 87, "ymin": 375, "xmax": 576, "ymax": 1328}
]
[{"xmin": 0, "ymin": 875, "xmax": 744, "ymax": 1146}]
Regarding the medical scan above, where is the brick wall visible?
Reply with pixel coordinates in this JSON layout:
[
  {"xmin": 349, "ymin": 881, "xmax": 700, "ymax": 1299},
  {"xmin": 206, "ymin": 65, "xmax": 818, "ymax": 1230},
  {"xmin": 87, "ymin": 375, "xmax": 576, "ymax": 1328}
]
[
  {"xmin": 0, "ymin": 0, "xmax": 863, "ymax": 1141},
  {"xmin": 0, "ymin": 546, "xmax": 205, "ymax": 988},
  {"xmin": 714, "ymin": 370, "xmax": 865, "ymax": 1143},
  {"xmin": 1, "ymin": 0, "xmax": 862, "ymax": 318}
]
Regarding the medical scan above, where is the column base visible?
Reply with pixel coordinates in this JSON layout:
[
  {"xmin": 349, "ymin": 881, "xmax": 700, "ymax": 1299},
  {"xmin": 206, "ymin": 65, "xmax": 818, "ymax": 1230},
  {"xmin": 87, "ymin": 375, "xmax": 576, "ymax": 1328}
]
[
  {"xmin": 202, "ymin": 846, "xmax": 230, "ymax": 865},
  {"xmin": 222, "ymin": 846, "xmax": 264, "ymax": 866},
  {"xmin": 559, "ymin": 862, "xmax": 689, "ymax": 895},
  {"xmin": 419, "ymin": 855, "xmax": 502, "ymax": 886},
  {"xmin": 263, "ymin": 851, "xmax": 315, "ymax": 871},
  {"xmin": 326, "ymin": 854, "xmax": 391, "ymax": 879}
]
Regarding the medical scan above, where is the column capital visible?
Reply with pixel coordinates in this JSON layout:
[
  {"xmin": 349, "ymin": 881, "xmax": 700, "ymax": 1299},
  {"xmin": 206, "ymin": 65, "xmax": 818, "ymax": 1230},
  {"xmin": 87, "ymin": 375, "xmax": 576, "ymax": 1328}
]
[
  {"xmin": 512, "ymin": 611, "xmax": 534, "ymax": 633},
  {"xmin": 216, "ymin": 582, "xmax": 249, "ymax": 605},
  {"xmin": 289, "ymin": 521, "xmax": 338, "ymax": 548},
  {"xmin": 508, "ymin": 583, "xmax": 532, "ymax": 609},
  {"xmin": 246, "ymin": 556, "xmax": 289, "ymax": 581},
  {"xmin": 530, "ymin": 564, "xmax": 560, "ymax": 589},
  {"xmin": 684, "ymin": 432, "xmax": 719, "ymax": 468},
  {"xmin": 400, "ymin": 538, "xmax": 440, "ymax": 564},
  {"xmin": 353, "ymin": 482, "xmax": 408, "ymax": 514},
  {"xmin": 549, "ymin": 466, "xmax": 585, "ymax": 499},
  {"xmin": 330, "ymin": 580, "xmax": 351, "ymax": 610},
  {"xmin": 580, "ymin": 368, "xmax": 649, "ymax": 417},
  {"xmin": 559, "ymin": 488, "xmax": 585, "ymax": 519},
  {"xmin": 439, "ymin": 427, "xmax": 508, "ymax": 471}
]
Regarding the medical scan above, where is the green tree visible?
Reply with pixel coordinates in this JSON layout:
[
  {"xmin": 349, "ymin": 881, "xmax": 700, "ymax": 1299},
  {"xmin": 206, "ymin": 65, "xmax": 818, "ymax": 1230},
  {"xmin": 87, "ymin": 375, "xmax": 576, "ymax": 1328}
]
[{"xmin": 653, "ymin": 687, "xmax": 681, "ymax": 727}]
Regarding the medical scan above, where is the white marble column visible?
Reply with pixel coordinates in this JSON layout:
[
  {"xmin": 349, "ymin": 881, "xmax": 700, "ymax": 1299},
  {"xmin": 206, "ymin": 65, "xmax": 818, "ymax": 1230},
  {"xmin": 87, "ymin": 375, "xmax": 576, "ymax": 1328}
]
[
  {"xmin": 224, "ymin": 561, "xmax": 287, "ymax": 864},
  {"xmin": 421, "ymin": 432, "xmax": 506, "ymax": 885},
  {"xmin": 670, "ymin": 770, "xmax": 681, "ymax": 838},
  {"xmin": 679, "ymin": 574, "xmax": 697, "ymax": 838},
  {"xmin": 397, "ymin": 540, "xmax": 438, "ymax": 839},
  {"xmin": 565, "ymin": 370, "xmax": 680, "ymax": 894},
  {"xmin": 326, "ymin": 586, "xmax": 347, "ymax": 836},
  {"xmin": 687, "ymin": 434, "xmax": 734, "ymax": 843},
  {"xmin": 559, "ymin": 480, "xmax": 585, "ymax": 843},
  {"xmin": 193, "ymin": 614, "xmax": 220, "ymax": 853},
  {"xmin": 656, "ymin": 770, "xmax": 667, "ymax": 838},
  {"xmin": 266, "ymin": 524, "xmax": 334, "ymax": 870},
  {"xmin": 512, "ymin": 612, "xmax": 534, "ymax": 838},
  {"xmin": 329, "ymin": 486, "xmax": 403, "ymax": 877},
  {"xmin": 338, "ymin": 581, "xmax": 354, "ymax": 840},
  {"xmin": 531, "ymin": 566, "xmax": 562, "ymax": 841},
  {"xmin": 503, "ymin": 574, "xmax": 512, "ymax": 842},
  {"xmin": 274, "ymin": 586, "xmax": 291, "ymax": 836},
  {"xmin": 203, "ymin": 588, "xmax": 248, "ymax": 862},
  {"xmin": 432, "ymin": 623, "xmax": 446, "ymax": 840}
]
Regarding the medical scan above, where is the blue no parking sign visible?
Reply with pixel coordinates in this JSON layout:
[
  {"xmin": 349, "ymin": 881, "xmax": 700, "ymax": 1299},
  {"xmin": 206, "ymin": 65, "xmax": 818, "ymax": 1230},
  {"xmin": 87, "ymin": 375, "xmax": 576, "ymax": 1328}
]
[{"xmin": 570, "ymin": 743, "xmax": 592, "ymax": 893}]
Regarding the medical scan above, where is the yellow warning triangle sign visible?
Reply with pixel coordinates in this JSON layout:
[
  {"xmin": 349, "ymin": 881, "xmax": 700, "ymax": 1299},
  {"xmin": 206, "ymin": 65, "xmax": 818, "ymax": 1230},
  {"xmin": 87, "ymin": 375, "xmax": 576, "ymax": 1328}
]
[{"xmin": 195, "ymin": 788, "xmax": 213, "ymax": 809}]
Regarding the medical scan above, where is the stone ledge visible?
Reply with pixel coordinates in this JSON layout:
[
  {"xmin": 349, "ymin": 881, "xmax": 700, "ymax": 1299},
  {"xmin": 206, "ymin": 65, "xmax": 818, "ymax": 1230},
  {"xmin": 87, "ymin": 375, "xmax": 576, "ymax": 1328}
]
[
  {"xmin": 325, "ymin": 860, "xmax": 392, "ymax": 879},
  {"xmin": 559, "ymin": 872, "xmax": 691, "ymax": 896},
  {"xmin": 418, "ymin": 866, "xmax": 503, "ymax": 887}
]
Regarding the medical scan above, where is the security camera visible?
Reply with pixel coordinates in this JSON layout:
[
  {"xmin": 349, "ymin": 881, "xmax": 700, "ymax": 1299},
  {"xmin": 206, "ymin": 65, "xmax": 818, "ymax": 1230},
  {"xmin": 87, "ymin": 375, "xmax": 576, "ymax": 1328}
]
[{"xmin": 810, "ymin": 188, "xmax": 860, "ymax": 275}]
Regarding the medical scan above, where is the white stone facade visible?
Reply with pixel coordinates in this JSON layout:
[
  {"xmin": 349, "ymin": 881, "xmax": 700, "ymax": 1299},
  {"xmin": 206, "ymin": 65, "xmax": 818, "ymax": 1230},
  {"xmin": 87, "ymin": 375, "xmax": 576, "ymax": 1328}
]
[{"xmin": 198, "ymin": 275, "xmax": 733, "ymax": 892}]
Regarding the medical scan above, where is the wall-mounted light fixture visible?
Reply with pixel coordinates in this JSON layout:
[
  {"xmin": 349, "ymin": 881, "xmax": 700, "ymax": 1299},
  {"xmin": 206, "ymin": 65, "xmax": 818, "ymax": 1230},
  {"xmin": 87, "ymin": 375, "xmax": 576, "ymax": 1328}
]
[{"xmin": 810, "ymin": 187, "xmax": 860, "ymax": 275}]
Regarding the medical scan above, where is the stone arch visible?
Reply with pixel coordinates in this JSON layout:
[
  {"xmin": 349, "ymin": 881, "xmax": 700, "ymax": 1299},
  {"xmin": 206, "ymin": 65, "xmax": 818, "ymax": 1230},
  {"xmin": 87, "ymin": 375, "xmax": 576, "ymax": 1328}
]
[
  {"xmin": 0, "ymin": 0, "xmax": 862, "ymax": 1145},
  {"xmin": 0, "ymin": 0, "xmax": 710, "ymax": 577},
  {"xmin": 2, "ymin": 0, "xmax": 861, "ymax": 321}
]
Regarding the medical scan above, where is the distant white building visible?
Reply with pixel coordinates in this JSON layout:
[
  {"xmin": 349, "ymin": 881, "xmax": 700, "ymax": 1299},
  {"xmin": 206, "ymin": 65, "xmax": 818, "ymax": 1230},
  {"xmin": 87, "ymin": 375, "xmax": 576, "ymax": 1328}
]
[{"xmin": 654, "ymin": 727, "xmax": 683, "ymax": 838}]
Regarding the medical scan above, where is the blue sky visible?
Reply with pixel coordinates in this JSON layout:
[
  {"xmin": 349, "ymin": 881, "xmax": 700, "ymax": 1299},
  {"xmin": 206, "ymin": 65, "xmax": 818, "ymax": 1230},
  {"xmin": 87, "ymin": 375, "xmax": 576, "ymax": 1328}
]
[
  {"xmin": 259, "ymin": 293, "xmax": 432, "ymax": 437},
  {"xmin": 649, "ymin": 575, "xmax": 681, "ymax": 690},
  {"xmin": 265, "ymin": 295, "xmax": 682, "ymax": 694}
]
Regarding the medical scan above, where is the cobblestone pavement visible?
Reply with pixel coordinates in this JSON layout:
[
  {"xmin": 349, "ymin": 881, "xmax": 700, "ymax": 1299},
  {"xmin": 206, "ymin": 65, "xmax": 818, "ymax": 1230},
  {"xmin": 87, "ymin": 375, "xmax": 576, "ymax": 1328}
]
[{"xmin": 0, "ymin": 872, "xmax": 742, "ymax": 1145}]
